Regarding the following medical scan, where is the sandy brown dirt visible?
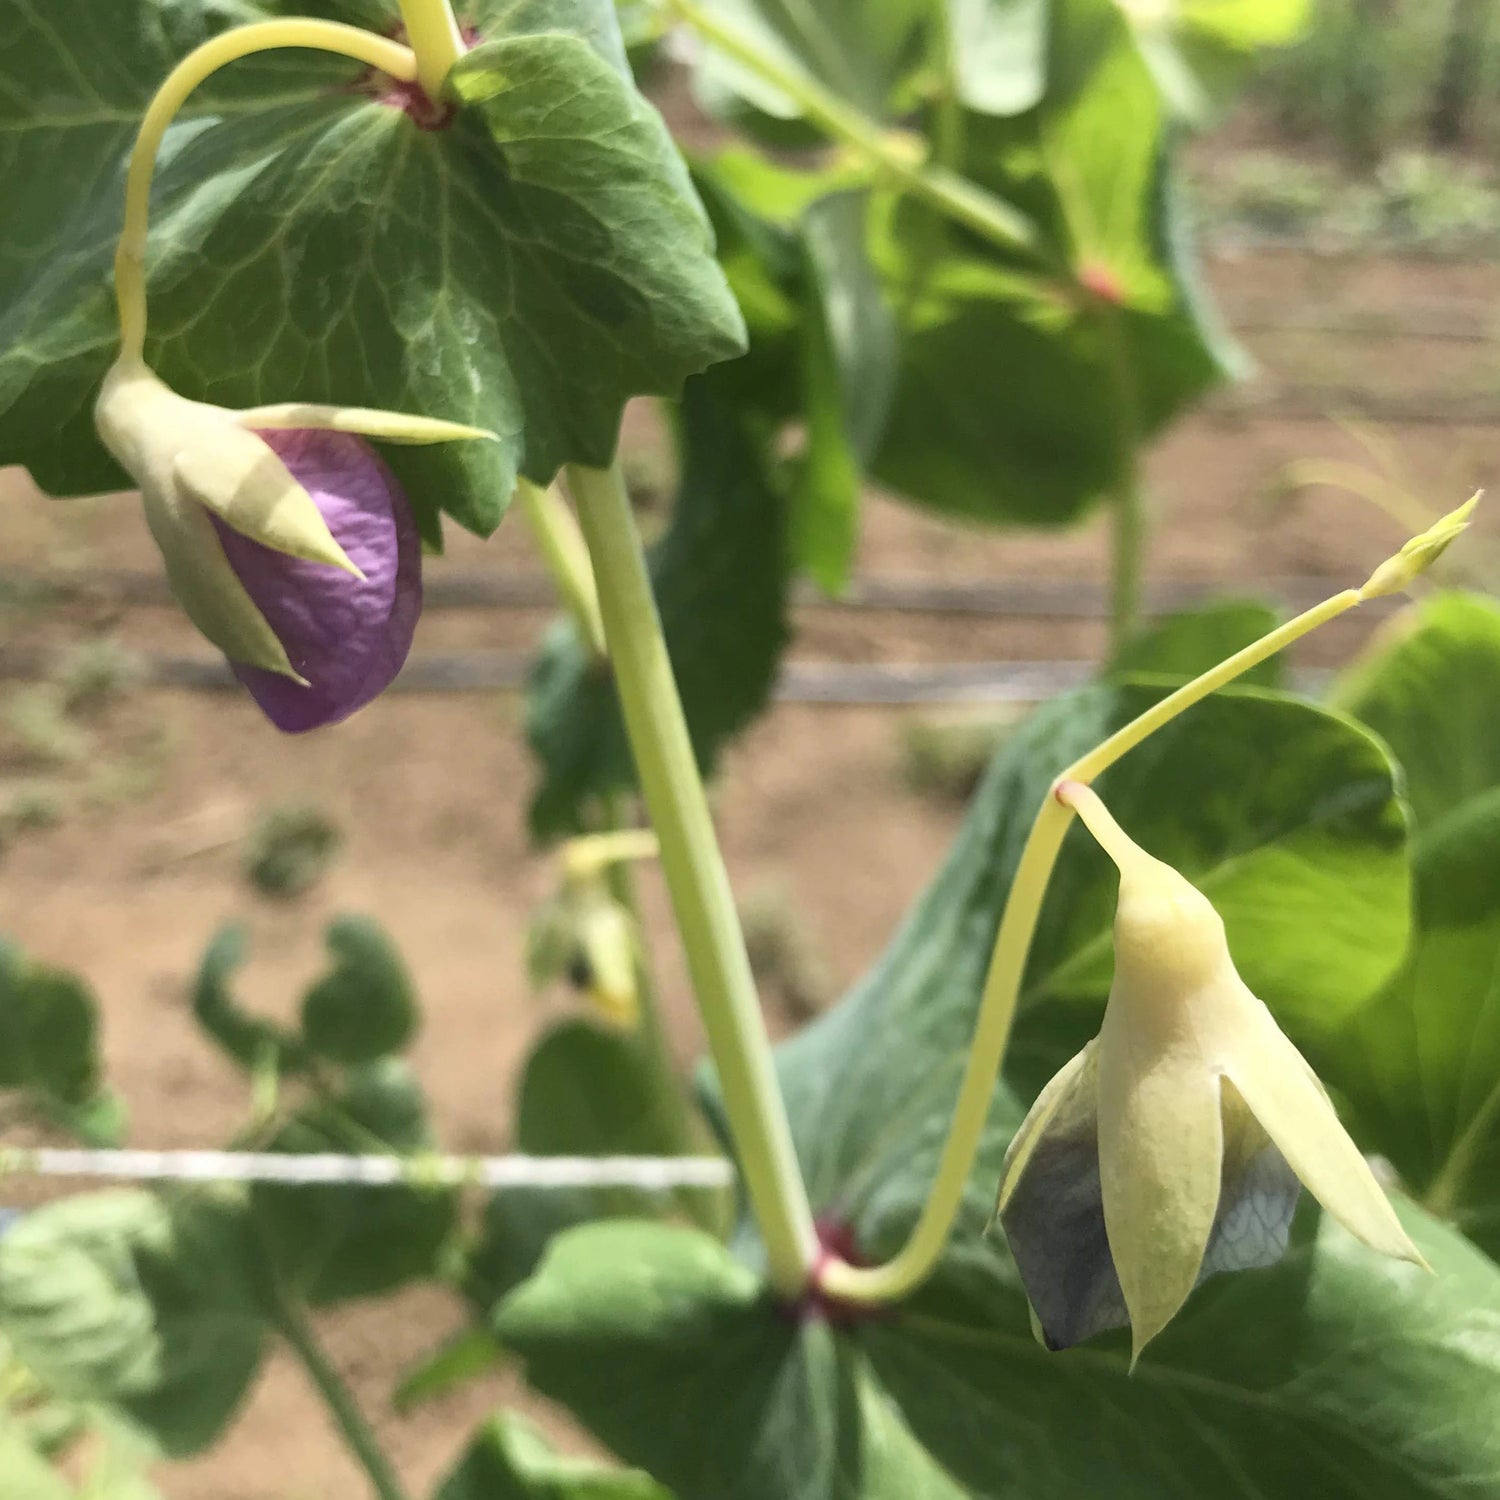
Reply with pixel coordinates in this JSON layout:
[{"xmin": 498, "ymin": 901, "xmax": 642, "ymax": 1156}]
[{"xmin": 1, "ymin": 245, "xmax": 1498, "ymax": 1497}]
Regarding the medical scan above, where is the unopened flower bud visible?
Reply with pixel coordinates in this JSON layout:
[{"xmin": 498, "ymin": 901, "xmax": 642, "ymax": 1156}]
[
  {"xmin": 1360, "ymin": 494, "xmax": 1479, "ymax": 599},
  {"xmin": 94, "ymin": 359, "xmax": 490, "ymax": 731}
]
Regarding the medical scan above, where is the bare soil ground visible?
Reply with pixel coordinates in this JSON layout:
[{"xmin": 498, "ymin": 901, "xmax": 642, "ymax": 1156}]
[{"xmin": 1, "ymin": 244, "xmax": 1497, "ymax": 1497}]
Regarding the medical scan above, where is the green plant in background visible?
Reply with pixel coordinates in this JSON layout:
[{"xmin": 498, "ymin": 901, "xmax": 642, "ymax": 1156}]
[
  {"xmin": 243, "ymin": 803, "xmax": 344, "ymax": 901},
  {"xmin": 2, "ymin": 1, "xmax": 1500, "ymax": 1498}
]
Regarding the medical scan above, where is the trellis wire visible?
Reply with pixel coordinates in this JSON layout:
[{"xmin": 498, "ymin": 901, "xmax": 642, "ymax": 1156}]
[{"xmin": 0, "ymin": 1145, "xmax": 735, "ymax": 1192}]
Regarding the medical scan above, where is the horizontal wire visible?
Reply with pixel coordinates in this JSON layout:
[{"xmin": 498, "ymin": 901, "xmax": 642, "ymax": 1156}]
[{"xmin": 0, "ymin": 1145, "xmax": 735, "ymax": 1192}]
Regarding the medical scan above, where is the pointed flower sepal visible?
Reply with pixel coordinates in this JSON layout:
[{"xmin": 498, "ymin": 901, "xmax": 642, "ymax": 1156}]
[
  {"xmin": 94, "ymin": 358, "xmax": 492, "ymax": 731},
  {"xmin": 992, "ymin": 781, "xmax": 1426, "ymax": 1364}
]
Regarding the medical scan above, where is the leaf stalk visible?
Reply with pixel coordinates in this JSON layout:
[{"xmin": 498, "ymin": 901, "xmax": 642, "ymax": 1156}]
[{"xmin": 112, "ymin": 21, "xmax": 417, "ymax": 364}]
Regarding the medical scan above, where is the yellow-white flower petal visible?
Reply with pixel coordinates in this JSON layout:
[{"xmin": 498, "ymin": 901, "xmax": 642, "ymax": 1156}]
[
  {"xmin": 1220, "ymin": 985, "xmax": 1426, "ymax": 1268},
  {"xmin": 1097, "ymin": 999, "xmax": 1225, "ymax": 1364}
]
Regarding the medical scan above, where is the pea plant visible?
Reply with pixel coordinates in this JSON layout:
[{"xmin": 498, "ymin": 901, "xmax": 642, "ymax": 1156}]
[{"xmin": 1, "ymin": 0, "xmax": 1499, "ymax": 1497}]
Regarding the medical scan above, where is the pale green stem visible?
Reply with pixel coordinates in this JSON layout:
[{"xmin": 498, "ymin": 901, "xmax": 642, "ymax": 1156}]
[
  {"xmin": 1056, "ymin": 780, "xmax": 1144, "ymax": 870},
  {"xmin": 567, "ymin": 460, "xmax": 817, "ymax": 1292},
  {"xmin": 1110, "ymin": 476, "xmax": 1145, "ymax": 655},
  {"xmin": 397, "ymin": 0, "xmax": 465, "ymax": 100},
  {"xmin": 113, "ymin": 22, "xmax": 417, "ymax": 364},
  {"xmin": 663, "ymin": 0, "xmax": 1049, "ymax": 267},
  {"xmin": 271, "ymin": 1281, "xmax": 410, "ymax": 1500},
  {"xmin": 820, "ymin": 585, "xmax": 1369, "ymax": 1304},
  {"xmin": 1104, "ymin": 307, "xmax": 1146, "ymax": 656},
  {"xmin": 516, "ymin": 478, "xmax": 607, "ymax": 660}
]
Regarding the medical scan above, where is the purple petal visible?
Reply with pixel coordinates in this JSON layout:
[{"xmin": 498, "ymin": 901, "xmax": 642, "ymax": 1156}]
[{"xmin": 210, "ymin": 430, "xmax": 422, "ymax": 732}]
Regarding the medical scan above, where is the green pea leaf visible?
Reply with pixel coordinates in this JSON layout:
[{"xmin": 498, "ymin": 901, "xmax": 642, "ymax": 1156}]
[
  {"xmin": 688, "ymin": 0, "xmax": 933, "ymax": 126},
  {"xmin": 0, "ymin": 1191, "xmax": 266, "ymax": 1457},
  {"xmin": 253, "ymin": 1058, "xmax": 457, "ymax": 1304},
  {"xmin": 497, "ymin": 1222, "xmax": 969, "ymax": 1500},
  {"xmin": 950, "ymin": 0, "xmax": 1049, "ymax": 117},
  {"xmin": 498, "ymin": 1209, "xmax": 1498, "ymax": 1500},
  {"xmin": 300, "ymin": 915, "xmax": 417, "ymax": 1065},
  {"xmin": 0, "ymin": 939, "xmax": 123, "ymax": 1144},
  {"xmin": 190, "ymin": 925, "xmax": 305, "ymax": 1076},
  {"xmin": 1320, "ymin": 592, "xmax": 1500, "ymax": 1257},
  {"xmin": 466, "ymin": 1019, "xmax": 714, "ymax": 1309},
  {"xmin": 436, "ymin": 1411, "xmax": 675, "ymax": 1500},
  {"xmin": 0, "ymin": 0, "xmax": 743, "ymax": 538},
  {"xmin": 791, "ymin": 191, "xmax": 896, "ymax": 595},
  {"xmin": 871, "ymin": 0, "xmax": 1239, "ymax": 526},
  {"xmin": 526, "ymin": 377, "xmax": 789, "ymax": 837},
  {"xmin": 1122, "ymin": 0, "xmax": 1311, "ymax": 120}
]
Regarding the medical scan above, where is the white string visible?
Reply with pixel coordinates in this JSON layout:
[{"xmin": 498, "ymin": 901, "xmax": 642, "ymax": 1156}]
[{"xmin": 0, "ymin": 1146, "xmax": 734, "ymax": 1192}]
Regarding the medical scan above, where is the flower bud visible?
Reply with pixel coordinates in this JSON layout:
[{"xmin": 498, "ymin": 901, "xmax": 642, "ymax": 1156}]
[
  {"xmin": 94, "ymin": 360, "xmax": 490, "ymax": 731},
  {"xmin": 993, "ymin": 782, "xmax": 1424, "ymax": 1363},
  {"xmin": 1360, "ymin": 493, "xmax": 1479, "ymax": 599}
]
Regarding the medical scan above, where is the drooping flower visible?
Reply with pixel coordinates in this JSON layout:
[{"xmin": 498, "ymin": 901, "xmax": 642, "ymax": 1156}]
[
  {"xmin": 93, "ymin": 358, "xmax": 489, "ymax": 731},
  {"xmin": 993, "ymin": 780, "xmax": 1424, "ymax": 1362},
  {"xmin": 526, "ymin": 830, "xmax": 660, "ymax": 1028}
]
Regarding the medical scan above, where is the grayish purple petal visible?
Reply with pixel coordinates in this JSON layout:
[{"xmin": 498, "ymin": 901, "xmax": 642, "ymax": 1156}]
[
  {"xmin": 211, "ymin": 429, "xmax": 421, "ymax": 731},
  {"xmin": 997, "ymin": 1077, "xmax": 1300, "ymax": 1352}
]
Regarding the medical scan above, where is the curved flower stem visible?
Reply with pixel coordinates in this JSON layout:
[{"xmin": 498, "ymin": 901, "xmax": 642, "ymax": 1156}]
[
  {"xmin": 515, "ymin": 479, "xmax": 607, "ymax": 660},
  {"xmin": 567, "ymin": 460, "xmax": 817, "ymax": 1293},
  {"xmin": 114, "ymin": 21, "xmax": 417, "ymax": 364},
  {"xmin": 396, "ymin": 0, "xmax": 465, "ymax": 100},
  {"xmin": 662, "ymin": 0, "xmax": 1052, "ymax": 270},
  {"xmin": 819, "ymin": 586, "xmax": 1370, "ymax": 1305}
]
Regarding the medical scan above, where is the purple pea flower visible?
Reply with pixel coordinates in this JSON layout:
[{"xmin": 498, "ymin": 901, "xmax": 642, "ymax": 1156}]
[
  {"xmin": 93, "ymin": 358, "xmax": 492, "ymax": 733},
  {"xmin": 211, "ymin": 429, "xmax": 421, "ymax": 732}
]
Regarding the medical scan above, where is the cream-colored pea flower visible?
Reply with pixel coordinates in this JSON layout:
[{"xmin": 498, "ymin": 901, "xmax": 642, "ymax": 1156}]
[{"xmin": 993, "ymin": 781, "xmax": 1425, "ymax": 1363}]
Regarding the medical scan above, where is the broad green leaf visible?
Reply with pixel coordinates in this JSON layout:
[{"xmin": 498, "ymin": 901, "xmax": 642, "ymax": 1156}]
[
  {"xmin": 1109, "ymin": 597, "xmax": 1283, "ymax": 685},
  {"xmin": 253, "ymin": 1058, "xmax": 457, "ymax": 1304},
  {"xmin": 497, "ymin": 1222, "xmax": 970, "ymax": 1500},
  {"xmin": 950, "ymin": 0, "xmax": 1049, "ymax": 117},
  {"xmin": 436, "ymin": 1412, "xmax": 675, "ymax": 1500},
  {"xmin": 1333, "ymin": 592, "xmax": 1500, "ymax": 833},
  {"xmin": 0, "ymin": 1191, "xmax": 266, "ymax": 1457},
  {"xmin": 691, "ymin": 158, "xmax": 892, "ymax": 595},
  {"xmin": 792, "ymin": 191, "xmax": 896, "ymax": 595},
  {"xmin": 190, "ymin": 925, "xmax": 305, "ymax": 1075},
  {"xmin": 870, "ymin": 0, "xmax": 1241, "ymax": 525},
  {"xmin": 467, "ymin": 1019, "xmax": 714, "ymax": 1308},
  {"xmin": 498, "ymin": 1209, "xmax": 1499, "ymax": 1500},
  {"xmin": 863, "ymin": 1203, "xmax": 1498, "ymax": 1500},
  {"xmin": 526, "ymin": 378, "xmax": 789, "ymax": 836},
  {"xmin": 0, "ymin": 0, "xmax": 743, "ymax": 537},
  {"xmin": 689, "ymin": 0, "xmax": 933, "ymax": 125},
  {"xmin": 1319, "ymin": 594, "xmax": 1500, "ymax": 1256},
  {"xmin": 0, "ymin": 939, "xmax": 122, "ymax": 1144},
  {"xmin": 300, "ymin": 915, "xmax": 417, "ymax": 1065},
  {"xmin": 1121, "ymin": 0, "xmax": 1311, "ymax": 119},
  {"xmin": 868, "ymin": 243, "xmax": 1120, "ymax": 526}
]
